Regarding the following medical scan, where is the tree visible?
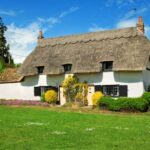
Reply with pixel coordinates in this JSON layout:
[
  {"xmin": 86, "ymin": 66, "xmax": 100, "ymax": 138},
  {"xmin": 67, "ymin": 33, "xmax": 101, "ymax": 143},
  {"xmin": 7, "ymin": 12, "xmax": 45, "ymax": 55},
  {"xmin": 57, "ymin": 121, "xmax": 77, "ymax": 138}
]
[{"xmin": 0, "ymin": 17, "xmax": 13, "ymax": 65}]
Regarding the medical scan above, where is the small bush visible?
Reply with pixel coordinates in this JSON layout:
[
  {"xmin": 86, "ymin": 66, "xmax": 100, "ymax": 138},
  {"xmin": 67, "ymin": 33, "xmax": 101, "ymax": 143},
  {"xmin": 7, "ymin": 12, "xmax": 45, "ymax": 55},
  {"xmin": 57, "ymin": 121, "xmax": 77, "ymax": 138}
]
[
  {"xmin": 100, "ymin": 97, "xmax": 113, "ymax": 108},
  {"xmin": 142, "ymin": 92, "xmax": 150, "ymax": 104},
  {"xmin": 40, "ymin": 93, "xmax": 45, "ymax": 102},
  {"xmin": 45, "ymin": 90, "xmax": 57, "ymax": 104},
  {"xmin": 92, "ymin": 92, "xmax": 103, "ymax": 106},
  {"xmin": 99, "ymin": 97, "xmax": 148, "ymax": 112}
]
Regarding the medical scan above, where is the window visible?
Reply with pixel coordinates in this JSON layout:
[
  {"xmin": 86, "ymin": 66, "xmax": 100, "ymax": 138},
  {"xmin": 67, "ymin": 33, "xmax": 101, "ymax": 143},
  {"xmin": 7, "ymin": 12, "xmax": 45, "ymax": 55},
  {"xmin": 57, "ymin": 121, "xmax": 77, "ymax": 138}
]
[
  {"xmin": 103, "ymin": 85, "xmax": 119, "ymax": 97},
  {"xmin": 146, "ymin": 57, "xmax": 150, "ymax": 70},
  {"xmin": 37, "ymin": 66, "xmax": 44, "ymax": 74},
  {"xmin": 102, "ymin": 61, "xmax": 113, "ymax": 71},
  {"xmin": 63, "ymin": 64, "xmax": 72, "ymax": 73},
  {"xmin": 34, "ymin": 86, "xmax": 58, "ymax": 96},
  {"xmin": 94, "ymin": 85, "xmax": 128, "ymax": 97}
]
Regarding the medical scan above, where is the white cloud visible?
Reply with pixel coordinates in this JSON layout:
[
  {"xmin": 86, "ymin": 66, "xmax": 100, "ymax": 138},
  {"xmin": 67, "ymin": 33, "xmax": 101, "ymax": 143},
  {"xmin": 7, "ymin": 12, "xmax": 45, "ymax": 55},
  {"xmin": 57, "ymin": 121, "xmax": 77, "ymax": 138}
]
[
  {"xmin": 37, "ymin": 6, "xmax": 79, "ymax": 25},
  {"xmin": 38, "ymin": 17, "xmax": 59, "ymax": 24},
  {"xmin": 116, "ymin": 18, "xmax": 137, "ymax": 28},
  {"xmin": 59, "ymin": 7, "xmax": 79, "ymax": 18},
  {"xmin": 5, "ymin": 22, "xmax": 40, "ymax": 63},
  {"xmin": 0, "ymin": 9, "xmax": 15, "ymax": 16},
  {"xmin": 106, "ymin": 0, "xmax": 136, "ymax": 7},
  {"xmin": 89, "ymin": 24, "xmax": 107, "ymax": 32},
  {"xmin": 123, "ymin": 7, "xmax": 148, "ymax": 20},
  {"xmin": 116, "ymin": 18, "xmax": 150, "ymax": 39},
  {"xmin": 5, "ymin": 6, "xmax": 79, "ymax": 63}
]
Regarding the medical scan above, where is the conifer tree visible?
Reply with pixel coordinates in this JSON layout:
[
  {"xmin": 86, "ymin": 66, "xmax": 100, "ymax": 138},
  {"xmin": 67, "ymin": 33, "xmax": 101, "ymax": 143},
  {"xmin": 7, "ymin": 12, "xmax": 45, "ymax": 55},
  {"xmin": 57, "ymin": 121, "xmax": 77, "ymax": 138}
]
[{"xmin": 0, "ymin": 17, "xmax": 13, "ymax": 65}]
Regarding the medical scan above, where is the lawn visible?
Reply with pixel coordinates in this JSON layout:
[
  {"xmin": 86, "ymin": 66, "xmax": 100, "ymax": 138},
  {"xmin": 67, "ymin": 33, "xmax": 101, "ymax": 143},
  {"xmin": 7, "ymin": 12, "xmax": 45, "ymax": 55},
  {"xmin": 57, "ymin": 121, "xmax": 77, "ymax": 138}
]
[{"xmin": 0, "ymin": 106, "xmax": 150, "ymax": 150}]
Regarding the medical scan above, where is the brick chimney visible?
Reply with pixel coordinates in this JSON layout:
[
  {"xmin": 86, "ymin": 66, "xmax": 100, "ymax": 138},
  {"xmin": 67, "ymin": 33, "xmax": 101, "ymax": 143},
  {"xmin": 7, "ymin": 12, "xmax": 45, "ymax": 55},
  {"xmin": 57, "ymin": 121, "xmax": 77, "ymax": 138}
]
[
  {"xmin": 37, "ymin": 30, "xmax": 44, "ymax": 43},
  {"xmin": 137, "ymin": 16, "xmax": 144, "ymax": 34}
]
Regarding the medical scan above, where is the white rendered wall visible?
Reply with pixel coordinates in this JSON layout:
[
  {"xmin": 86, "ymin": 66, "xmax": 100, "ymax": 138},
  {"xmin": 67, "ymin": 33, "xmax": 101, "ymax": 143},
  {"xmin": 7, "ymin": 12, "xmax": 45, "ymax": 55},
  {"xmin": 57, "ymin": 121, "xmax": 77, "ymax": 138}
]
[
  {"xmin": 0, "ymin": 75, "xmax": 65, "ymax": 101},
  {"xmin": 0, "ymin": 71, "xmax": 145, "ymax": 101},
  {"xmin": 77, "ymin": 71, "xmax": 144, "ymax": 97},
  {"xmin": 0, "ymin": 76, "xmax": 39, "ymax": 100},
  {"xmin": 143, "ymin": 70, "xmax": 150, "ymax": 91},
  {"xmin": 47, "ymin": 75, "xmax": 65, "ymax": 86},
  {"xmin": 143, "ymin": 61, "xmax": 150, "ymax": 91}
]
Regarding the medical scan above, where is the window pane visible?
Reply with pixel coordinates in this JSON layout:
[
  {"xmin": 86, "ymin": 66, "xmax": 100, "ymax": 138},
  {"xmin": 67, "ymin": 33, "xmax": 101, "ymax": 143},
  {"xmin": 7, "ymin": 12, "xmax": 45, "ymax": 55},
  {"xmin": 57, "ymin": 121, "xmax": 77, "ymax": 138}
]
[
  {"xmin": 102, "ymin": 61, "xmax": 113, "ymax": 71},
  {"xmin": 63, "ymin": 64, "xmax": 72, "ymax": 73},
  {"xmin": 103, "ymin": 85, "xmax": 119, "ymax": 97},
  {"xmin": 37, "ymin": 66, "xmax": 44, "ymax": 74}
]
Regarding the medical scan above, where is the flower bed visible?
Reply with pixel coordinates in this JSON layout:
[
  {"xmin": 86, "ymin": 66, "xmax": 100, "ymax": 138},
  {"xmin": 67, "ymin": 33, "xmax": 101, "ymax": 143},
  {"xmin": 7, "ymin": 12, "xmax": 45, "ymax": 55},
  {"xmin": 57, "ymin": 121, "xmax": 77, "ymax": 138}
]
[{"xmin": 0, "ymin": 99, "xmax": 49, "ymax": 106}]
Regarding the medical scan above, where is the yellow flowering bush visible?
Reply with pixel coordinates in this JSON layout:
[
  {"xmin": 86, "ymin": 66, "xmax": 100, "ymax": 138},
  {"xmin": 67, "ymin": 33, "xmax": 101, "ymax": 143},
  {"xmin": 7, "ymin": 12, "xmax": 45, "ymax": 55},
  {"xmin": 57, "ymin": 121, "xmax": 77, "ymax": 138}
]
[
  {"xmin": 92, "ymin": 91, "xmax": 103, "ymax": 106},
  {"xmin": 62, "ymin": 75, "xmax": 78, "ymax": 102},
  {"xmin": 45, "ymin": 90, "xmax": 57, "ymax": 104}
]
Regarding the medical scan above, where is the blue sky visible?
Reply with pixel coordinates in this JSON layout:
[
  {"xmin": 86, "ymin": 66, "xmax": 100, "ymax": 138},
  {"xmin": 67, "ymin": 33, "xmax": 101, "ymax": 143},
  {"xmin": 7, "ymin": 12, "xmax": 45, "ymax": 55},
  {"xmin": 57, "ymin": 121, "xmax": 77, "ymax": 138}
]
[{"xmin": 0, "ymin": 0, "xmax": 150, "ymax": 63}]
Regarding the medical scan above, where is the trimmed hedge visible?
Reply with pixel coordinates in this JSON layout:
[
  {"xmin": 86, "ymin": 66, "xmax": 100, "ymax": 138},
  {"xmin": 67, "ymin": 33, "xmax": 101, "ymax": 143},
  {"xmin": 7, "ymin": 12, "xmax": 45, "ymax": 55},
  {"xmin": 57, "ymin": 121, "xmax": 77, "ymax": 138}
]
[
  {"xmin": 142, "ymin": 92, "xmax": 150, "ymax": 104},
  {"xmin": 99, "ymin": 97, "xmax": 149, "ymax": 112}
]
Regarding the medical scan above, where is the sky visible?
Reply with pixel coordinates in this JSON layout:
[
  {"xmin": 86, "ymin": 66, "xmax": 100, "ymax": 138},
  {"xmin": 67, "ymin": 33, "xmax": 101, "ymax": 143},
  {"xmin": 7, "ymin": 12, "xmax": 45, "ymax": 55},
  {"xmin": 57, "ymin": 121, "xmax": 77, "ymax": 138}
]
[{"xmin": 0, "ymin": 0, "xmax": 150, "ymax": 63}]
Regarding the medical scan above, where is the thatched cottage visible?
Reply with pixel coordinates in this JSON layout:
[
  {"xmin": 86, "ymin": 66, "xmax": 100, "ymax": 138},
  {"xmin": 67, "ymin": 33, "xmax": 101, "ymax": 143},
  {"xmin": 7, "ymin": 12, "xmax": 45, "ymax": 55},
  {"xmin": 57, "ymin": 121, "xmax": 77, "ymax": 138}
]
[{"xmin": 0, "ymin": 16, "xmax": 150, "ymax": 105}]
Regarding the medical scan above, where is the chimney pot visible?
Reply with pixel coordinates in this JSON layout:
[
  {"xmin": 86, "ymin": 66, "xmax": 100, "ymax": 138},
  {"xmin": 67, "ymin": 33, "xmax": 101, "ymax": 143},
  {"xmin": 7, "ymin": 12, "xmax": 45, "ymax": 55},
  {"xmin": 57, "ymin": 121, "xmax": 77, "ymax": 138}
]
[
  {"xmin": 137, "ymin": 16, "xmax": 144, "ymax": 34},
  {"xmin": 37, "ymin": 30, "xmax": 44, "ymax": 44}
]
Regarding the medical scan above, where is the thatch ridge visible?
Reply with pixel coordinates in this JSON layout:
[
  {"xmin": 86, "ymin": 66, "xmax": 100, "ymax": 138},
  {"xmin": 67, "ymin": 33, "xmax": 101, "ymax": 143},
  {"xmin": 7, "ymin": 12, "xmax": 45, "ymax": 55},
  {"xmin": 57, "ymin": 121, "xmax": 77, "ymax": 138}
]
[{"xmin": 39, "ymin": 27, "xmax": 143, "ymax": 47}]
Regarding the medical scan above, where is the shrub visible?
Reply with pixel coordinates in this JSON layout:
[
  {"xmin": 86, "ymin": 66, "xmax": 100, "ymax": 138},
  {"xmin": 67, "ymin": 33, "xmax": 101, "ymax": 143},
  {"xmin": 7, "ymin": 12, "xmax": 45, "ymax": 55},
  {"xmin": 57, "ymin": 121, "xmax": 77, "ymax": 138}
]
[
  {"xmin": 74, "ymin": 83, "xmax": 88, "ymax": 106},
  {"xmin": 40, "ymin": 93, "xmax": 45, "ymax": 102},
  {"xmin": 142, "ymin": 92, "xmax": 150, "ymax": 104},
  {"xmin": 62, "ymin": 75, "xmax": 78, "ymax": 102},
  {"xmin": 148, "ymin": 86, "xmax": 150, "ymax": 92},
  {"xmin": 0, "ymin": 58, "xmax": 5, "ymax": 72},
  {"xmin": 100, "ymin": 97, "xmax": 113, "ymax": 108},
  {"xmin": 75, "ymin": 93, "xmax": 83, "ymax": 102},
  {"xmin": 99, "ymin": 97, "xmax": 148, "ymax": 112},
  {"xmin": 92, "ymin": 92, "xmax": 103, "ymax": 106},
  {"xmin": 45, "ymin": 90, "xmax": 57, "ymax": 104}
]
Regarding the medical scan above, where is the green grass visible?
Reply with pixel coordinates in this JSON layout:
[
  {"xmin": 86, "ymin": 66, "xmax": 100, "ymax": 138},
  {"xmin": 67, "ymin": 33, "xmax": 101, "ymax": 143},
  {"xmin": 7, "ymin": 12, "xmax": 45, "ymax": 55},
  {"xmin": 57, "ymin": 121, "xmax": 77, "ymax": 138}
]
[{"xmin": 0, "ymin": 106, "xmax": 150, "ymax": 150}]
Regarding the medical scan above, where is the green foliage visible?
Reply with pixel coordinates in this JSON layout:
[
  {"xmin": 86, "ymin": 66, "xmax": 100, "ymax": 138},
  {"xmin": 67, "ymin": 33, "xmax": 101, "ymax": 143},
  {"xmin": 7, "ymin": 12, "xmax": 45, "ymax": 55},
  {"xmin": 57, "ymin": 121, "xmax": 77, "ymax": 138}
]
[
  {"xmin": 0, "ymin": 58, "xmax": 5, "ymax": 72},
  {"xmin": 148, "ymin": 85, "xmax": 150, "ymax": 92},
  {"xmin": 62, "ymin": 75, "xmax": 78, "ymax": 102},
  {"xmin": 0, "ymin": 17, "xmax": 14, "ymax": 65},
  {"xmin": 99, "ymin": 97, "xmax": 148, "ymax": 112},
  {"xmin": 62, "ymin": 76, "xmax": 88, "ymax": 106},
  {"xmin": 45, "ymin": 90, "xmax": 57, "ymax": 104},
  {"xmin": 40, "ymin": 93, "xmax": 45, "ymax": 102},
  {"xmin": 14, "ymin": 63, "xmax": 22, "ymax": 68},
  {"xmin": 142, "ymin": 92, "xmax": 150, "ymax": 104}
]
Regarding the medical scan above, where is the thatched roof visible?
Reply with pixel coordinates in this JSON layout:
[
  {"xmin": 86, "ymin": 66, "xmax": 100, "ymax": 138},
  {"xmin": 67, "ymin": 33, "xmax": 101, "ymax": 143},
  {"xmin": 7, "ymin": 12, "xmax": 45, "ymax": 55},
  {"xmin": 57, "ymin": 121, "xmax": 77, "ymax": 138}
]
[
  {"xmin": 0, "ymin": 68, "xmax": 22, "ymax": 83},
  {"xmin": 19, "ymin": 27, "xmax": 150, "ymax": 76}
]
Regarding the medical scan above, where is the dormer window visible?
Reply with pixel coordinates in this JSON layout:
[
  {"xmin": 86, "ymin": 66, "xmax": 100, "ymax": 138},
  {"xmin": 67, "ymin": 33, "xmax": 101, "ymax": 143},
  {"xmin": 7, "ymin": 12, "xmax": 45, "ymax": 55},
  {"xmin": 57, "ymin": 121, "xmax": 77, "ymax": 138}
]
[
  {"xmin": 146, "ymin": 56, "xmax": 150, "ymax": 70},
  {"xmin": 102, "ymin": 61, "xmax": 113, "ymax": 71},
  {"xmin": 37, "ymin": 66, "xmax": 44, "ymax": 74},
  {"xmin": 63, "ymin": 64, "xmax": 72, "ymax": 73}
]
